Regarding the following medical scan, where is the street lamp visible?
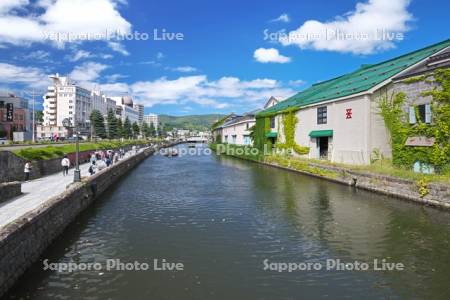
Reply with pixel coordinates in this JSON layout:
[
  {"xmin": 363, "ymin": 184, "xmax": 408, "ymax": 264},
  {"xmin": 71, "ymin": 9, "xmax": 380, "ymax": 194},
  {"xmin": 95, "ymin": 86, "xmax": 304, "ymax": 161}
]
[
  {"xmin": 22, "ymin": 89, "xmax": 41, "ymax": 143},
  {"xmin": 63, "ymin": 118, "xmax": 81, "ymax": 182}
]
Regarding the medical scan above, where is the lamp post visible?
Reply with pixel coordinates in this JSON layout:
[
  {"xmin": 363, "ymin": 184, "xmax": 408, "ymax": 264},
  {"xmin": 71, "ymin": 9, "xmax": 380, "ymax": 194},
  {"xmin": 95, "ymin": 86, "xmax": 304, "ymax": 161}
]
[
  {"xmin": 62, "ymin": 118, "xmax": 81, "ymax": 182},
  {"xmin": 22, "ymin": 89, "xmax": 39, "ymax": 143}
]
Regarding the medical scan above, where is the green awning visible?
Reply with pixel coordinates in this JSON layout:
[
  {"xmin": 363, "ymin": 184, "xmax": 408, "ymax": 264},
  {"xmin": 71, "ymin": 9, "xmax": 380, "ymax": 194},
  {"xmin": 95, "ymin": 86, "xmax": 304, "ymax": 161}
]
[
  {"xmin": 265, "ymin": 132, "xmax": 278, "ymax": 138},
  {"xmin": 309, "ymin": 130, "xmax": 333, "ymax": 138}
]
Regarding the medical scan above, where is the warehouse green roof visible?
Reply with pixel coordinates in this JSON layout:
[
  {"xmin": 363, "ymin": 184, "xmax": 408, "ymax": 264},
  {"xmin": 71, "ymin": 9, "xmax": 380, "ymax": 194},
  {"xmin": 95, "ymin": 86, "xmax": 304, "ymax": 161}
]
[{"xmin": 258, "ymin": 39, "xmax": 450, "ymax": 117}]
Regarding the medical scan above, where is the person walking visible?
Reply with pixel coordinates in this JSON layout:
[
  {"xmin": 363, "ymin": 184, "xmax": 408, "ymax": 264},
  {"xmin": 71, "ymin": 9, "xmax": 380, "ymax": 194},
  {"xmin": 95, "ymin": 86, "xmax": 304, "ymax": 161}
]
[
  {"xmin": 61, "ymin": 155, "xmax": 70, "ymax": 176},
  {"xmin": 23, "ymin": 161, "xmax": 32, "ymax": 181},
  {"xmin": 113, "ymin": 151, "xmax": 119, "ymax": 164},
  {"xmin": 90, "ymin": 152, "xmax": 97, "ymax": 164},
  {"xmin": 88, "ymin": 161, "xmax": 96, "ymax": 176}
]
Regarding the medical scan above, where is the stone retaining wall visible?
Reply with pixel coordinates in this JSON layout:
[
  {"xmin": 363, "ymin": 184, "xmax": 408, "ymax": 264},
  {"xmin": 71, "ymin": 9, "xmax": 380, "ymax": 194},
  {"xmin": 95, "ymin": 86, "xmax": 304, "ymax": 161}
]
[
  {"xmin": 0, "ymin": 147, "xmax": 155, "ymax": 297},
  {"xmin": 263, "ymin": 159, "xmax": 450, "ymax": 210},
  {"xmin": 0, "ymin": 150, "xmax": 92, "ymax": 183},
  {"xmin": 0, "ymin": 144, "xmax": 147, "ymax": 183},
  {"xmin": 0, "ymin": 182, "xmax": 21, "ymax": 202}
]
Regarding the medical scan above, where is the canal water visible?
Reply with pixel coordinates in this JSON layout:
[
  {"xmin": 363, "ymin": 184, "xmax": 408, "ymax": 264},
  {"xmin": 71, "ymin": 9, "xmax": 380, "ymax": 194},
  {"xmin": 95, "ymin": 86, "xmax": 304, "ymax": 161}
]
[{"xmin": 5, "ymin": 144, "xmax": 450, "ymax": 299}]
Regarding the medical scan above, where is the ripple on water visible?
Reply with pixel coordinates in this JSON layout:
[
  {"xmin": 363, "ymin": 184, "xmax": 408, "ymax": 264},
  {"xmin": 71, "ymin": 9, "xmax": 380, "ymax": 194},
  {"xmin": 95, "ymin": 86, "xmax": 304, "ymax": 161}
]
[{"xmin": 5, "ymin": 145, "xmax": 450, "ymax": 299}]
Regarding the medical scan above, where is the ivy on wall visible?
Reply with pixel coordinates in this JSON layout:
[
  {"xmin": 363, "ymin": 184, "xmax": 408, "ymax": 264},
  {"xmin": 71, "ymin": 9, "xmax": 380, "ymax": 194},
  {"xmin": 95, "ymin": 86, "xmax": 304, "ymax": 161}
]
[
  {"xmin": 379, "ymin": 68, "xmax": 450, "ymax": 173},
  {"xmin": 276, "ymin": 108, "xmax": 310, "ymax": 155},
  {"xmin": 252, "ymin": 116, "xmax": 272, "ymax": 151}
]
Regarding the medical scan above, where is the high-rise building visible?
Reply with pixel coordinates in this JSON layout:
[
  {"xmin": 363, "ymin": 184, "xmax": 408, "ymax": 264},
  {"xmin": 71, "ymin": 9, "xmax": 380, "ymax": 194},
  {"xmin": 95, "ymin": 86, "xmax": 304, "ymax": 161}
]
[
  {"xmin": 143, "ymin": 113, "xmax": 158, "ymax": 130},
  {"xmin": 39, "ymin": 74, "xmax": 117, "ymax": 139},
  {"xmin": 133, "ymin": 103, "xmax": 144, "ymax": 125}
]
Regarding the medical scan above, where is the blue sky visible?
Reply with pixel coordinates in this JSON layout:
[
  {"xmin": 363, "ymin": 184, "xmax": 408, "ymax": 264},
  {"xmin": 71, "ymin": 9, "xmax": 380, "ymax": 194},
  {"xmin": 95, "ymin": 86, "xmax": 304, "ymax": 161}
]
[{"xmin": 0, "ymin": 0, "xmax": 448, "ymax": 115}]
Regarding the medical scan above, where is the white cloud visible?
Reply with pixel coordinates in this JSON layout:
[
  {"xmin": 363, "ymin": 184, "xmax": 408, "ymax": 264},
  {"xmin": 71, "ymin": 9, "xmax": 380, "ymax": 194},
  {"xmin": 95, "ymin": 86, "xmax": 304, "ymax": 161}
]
[
  {"xmin": 271, "ymin": 13, "xmax": 290, "ymax": 23},
  {"xmin": 0, "ymin": 62, "xmax": 50, "ymax": 89},
  {"xmin": 21, "ymin": 50, "xmax": 51, "ymax": 60},
  {"xmin": 169, "ymin": 66, "xmax": 198, "ymax": 73},
  {"xmin": 100, "ymin": 82, "xmax": 130, "ymax": 94},
  {"xmin": 69, "ymin": 62, "xmax": 108, "ymax": 84},
  {"xmin": 68, "ymin": 50, "xmax": 92, "ymax": 61},
  {"xmin": 280, "ymin": 0, "xmax": 413, "ymax": 54},
  {"xmin": 108, "ymin": 41, "xmax": 129, "ymax": 56},
  {"xmin": 0, "ymin": 0, "xmax": 28, "ymax": 14},
  {"xmin": 288, "ymin": 79, "xmax": 306, "ymax": 86},
  {"xmin": 105, "ymin": 73, "xmax": 128, "ymax": 82},
  {"xmin": 254, "ymin": 48, "xmax": 291, "ymax": 63},
  {"xmin": 100, "ymin": 53, "xmax": 114, "ymax": 59},
  {"xmin": 0, "ymin": 0, "xmax": 131, "ymax": 48},
  {"xmin": 125, "ymin": 75, "xmax": 294, "ymax": 109}
]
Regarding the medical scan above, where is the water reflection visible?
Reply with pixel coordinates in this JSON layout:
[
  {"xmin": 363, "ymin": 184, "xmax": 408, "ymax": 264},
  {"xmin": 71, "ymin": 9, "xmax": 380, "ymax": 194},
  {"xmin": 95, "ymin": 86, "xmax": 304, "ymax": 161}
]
[{"xmin": 5, "ymin": 144, "xmax": 450, "ymax": 299}]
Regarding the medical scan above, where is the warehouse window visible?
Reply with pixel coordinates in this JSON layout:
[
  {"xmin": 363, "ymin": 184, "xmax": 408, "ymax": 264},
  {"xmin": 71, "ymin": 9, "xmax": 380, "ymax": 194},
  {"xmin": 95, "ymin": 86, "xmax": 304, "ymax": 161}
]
[
  {"xmin": 270, "ymin": 117, "xmax": 275, "ymax": 129},
  {"xmin": 317, "ymin": 106, "xmax": 327, "ymax": 124},
  {"xmin": 409, "ymin": 104, "xmax": 431, "ymax": 124}
]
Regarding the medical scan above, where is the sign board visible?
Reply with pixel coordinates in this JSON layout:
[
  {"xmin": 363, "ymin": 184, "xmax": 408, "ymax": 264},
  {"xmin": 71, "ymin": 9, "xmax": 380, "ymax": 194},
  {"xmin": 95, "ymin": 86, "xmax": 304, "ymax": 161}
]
[
  {"xmin": 405, "ymin": 136, "xmax": 435, "ymax": 147},
  {"xmin": 6, "ymin": 103, "xmax": 13, "ymax": 122},
  {"xmin": 346, "ymin": 108, "xmax": 352, "ymax": 119}
]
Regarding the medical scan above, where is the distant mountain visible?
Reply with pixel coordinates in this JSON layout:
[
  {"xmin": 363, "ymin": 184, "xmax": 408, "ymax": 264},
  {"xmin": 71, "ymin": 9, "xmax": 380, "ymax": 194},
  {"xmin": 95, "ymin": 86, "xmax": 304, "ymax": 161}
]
[{"xmin": 159, "ymin": 114, "xmax": 226, "ymax": 131}]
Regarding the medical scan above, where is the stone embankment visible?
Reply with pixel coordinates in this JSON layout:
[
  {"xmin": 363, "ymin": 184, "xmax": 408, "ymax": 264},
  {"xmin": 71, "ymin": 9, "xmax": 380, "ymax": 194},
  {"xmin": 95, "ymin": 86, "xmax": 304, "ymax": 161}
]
[
  {"xmin": 0, "ymin": 145, "xmax": 160, "ymax": 297},
  {"xmin": 215, "ymin": 146, "xmax": 450, "ymax": 210},
  {"xmin": 0, "ymin": 182, "xmax": 21, "ymax": 203},
  {"xmin": 0, "ymin": 144, "xmax": 149, "ymax": 183}
]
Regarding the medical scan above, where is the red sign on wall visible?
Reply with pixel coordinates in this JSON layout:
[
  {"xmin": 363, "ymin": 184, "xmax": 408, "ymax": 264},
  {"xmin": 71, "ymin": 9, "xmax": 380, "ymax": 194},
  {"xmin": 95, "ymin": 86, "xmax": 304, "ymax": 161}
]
[{"xmin": 346, "ymin": 108, "xmax": 352, "ymax": 119}]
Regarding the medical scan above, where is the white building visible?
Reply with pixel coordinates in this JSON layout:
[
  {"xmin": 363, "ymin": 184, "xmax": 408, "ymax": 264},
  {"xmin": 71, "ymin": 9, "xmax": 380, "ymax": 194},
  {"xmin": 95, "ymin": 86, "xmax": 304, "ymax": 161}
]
[
  {"xmin": 111, "ymin": 96, "xmax": 140, "ymax": 125},
  {"xmin": 143, "ymin": 113, "xmax": 158, "ymax": 130},
  {"xmin": 259, "ymin": 39, "xmax": 450, "ymax": 165},
  {"xmin": 39, "ymin": 74, "xmax": 118, "ymax": 139},
  {"xmin": 41, "ymin": 75, "xmax": 92, "ymax": 138},
  {"xmin": 133, "ymin": 104, "xmax": 144, "ymax": 125},
  {"xmin": 220, "ymin": 97, "xmax": 281, "ymax": 145}
]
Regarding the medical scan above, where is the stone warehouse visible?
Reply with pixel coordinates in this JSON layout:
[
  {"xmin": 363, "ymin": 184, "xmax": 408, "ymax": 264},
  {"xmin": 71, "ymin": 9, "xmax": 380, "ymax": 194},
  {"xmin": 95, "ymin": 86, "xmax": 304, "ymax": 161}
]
[{"xmin": 256, "ymin": 39, "xmax": 450, "ymax": 166}]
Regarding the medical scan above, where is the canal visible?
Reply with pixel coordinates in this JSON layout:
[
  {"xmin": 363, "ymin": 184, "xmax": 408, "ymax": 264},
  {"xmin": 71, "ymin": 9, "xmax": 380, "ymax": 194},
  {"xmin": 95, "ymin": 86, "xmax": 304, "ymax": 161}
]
[{"xmin": 5, "ymin": 144, "xmax": 450, "ymax": 299}]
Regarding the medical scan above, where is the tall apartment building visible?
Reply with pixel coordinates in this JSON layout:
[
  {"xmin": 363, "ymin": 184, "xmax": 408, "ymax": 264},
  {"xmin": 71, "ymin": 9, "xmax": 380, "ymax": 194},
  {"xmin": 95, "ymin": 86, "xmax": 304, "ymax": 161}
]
[
  {"xmin": 143, "ymin": 113, "xmax": 158, "ymax": 130},
  {"xmin": 133, "ymin": 103, "xmax": 144, "ymax": 125},
  {"xmin": 39, "ymin": 74, "xmax": 117, "ymax": 139}
]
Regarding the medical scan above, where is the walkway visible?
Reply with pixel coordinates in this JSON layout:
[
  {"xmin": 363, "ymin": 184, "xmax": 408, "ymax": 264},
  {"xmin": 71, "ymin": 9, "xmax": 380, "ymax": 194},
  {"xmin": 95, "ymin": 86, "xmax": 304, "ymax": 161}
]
[{"xmin": 0, "ymin": 149, "xmax": 140, "ymax": 229}]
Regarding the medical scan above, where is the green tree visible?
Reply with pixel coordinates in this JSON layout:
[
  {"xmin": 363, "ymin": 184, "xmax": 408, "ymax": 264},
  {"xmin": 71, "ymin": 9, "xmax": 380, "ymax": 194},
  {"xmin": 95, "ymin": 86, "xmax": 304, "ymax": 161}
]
[
  {"xmin": 35, "ymin": 110, "xmax": 44, "ymax": 123},
  {"xmin": 132, "ymin": 122, "xmax": 140, "ymax": 139},
  {"xmin": 116, "ymin": 118, "xmax": 124, "ymax": 138},
  {"xmin": 89, "ymin": 110, "xmax": 106, "ymax": 139},
  {"xmin": 149, "ymin": 122, "xmax": 156, "ymax": 137},
  {"xmin": 106, "ymin": 109, "xmax": 118, "ymax": 139},
  {"xmin": 123, "ymin": 117, "xmax": 132, "ymax": 139},
  {"xmin": 141, "ymin": 122, "xmax": 150, "ymax": 138}
]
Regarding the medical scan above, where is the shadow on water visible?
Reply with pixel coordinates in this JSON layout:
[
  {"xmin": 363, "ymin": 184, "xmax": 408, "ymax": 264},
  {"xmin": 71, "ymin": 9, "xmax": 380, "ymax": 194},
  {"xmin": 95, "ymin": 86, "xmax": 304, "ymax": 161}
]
[{"xmin": 4, "ymin": 146, "xmax": 450, "ymax": 299}]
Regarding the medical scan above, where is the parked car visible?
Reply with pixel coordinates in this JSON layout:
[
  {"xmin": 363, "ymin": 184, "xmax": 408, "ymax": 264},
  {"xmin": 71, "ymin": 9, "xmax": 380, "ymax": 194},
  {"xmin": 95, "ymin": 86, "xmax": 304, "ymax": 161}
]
[{"xmin": 0, "ymin": 137, "xmax": 8, "ymax": 145}]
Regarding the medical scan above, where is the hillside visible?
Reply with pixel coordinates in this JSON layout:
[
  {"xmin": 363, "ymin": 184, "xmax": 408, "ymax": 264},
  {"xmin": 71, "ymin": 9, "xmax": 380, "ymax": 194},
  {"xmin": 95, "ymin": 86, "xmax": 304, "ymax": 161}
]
[{"xmin": 159, "ymin": 114, "xmax": 225, "ymax": 131}]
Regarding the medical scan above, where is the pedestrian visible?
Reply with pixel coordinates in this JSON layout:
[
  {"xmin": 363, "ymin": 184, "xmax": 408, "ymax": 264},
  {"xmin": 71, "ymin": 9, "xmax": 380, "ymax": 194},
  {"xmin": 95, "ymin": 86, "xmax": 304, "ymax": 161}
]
[
  {"xmin": 106, "ymin": 157, "xmax": 112, "ymax": 167},
  {"xmin": 90, "ymin": 152, "xmax": 97, "ymax": 164},
  {"xmin": 113, "ymin": 152, "xmax": 119, "ymax": 164},
  {"xmin": 61, "ymin": 155, "xmax": 70, "ymax": 176},
  {"xmin": 23, "ymin": 161, "xmax": 32, "ymax": 181},
  {"xmin": 88, "ymin": 161, "xmax": 96, "ymax": 176},
  {"xmin": 96, "ymin": 159, "xmax": 107, "ymax": 171}
]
